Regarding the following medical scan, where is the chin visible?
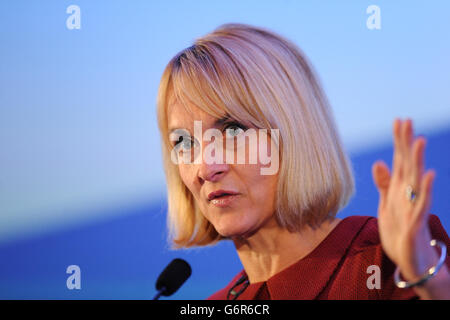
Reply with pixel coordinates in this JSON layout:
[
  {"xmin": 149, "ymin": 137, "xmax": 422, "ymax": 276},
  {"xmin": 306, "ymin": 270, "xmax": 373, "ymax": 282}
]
[
  {"xmin": 213, "ymin": 221, "xmax": 247, "ymax": 238},
  {"xmin": 213, "ymin": 221, "xmax": 257, "ymax": 239}
]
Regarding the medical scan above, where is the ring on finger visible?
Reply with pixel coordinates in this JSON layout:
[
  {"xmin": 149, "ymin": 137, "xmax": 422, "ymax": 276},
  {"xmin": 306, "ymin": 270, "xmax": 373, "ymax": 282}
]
[{"xmin": 406, "ymin": 185, "xmax": 418, "ymax": 203}]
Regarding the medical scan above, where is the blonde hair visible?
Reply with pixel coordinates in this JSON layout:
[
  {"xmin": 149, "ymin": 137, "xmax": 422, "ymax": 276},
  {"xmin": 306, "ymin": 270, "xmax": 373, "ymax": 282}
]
[{"xmin": 157, "ymin": 23, "xmax": 355, "ymax": 248}]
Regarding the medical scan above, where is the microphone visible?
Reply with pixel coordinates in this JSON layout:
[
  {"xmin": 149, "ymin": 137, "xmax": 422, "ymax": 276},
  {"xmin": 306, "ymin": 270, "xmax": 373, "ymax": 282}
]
[{"xmin": 153, "ymin": 258, "xmax": 192, "ymax": 300}]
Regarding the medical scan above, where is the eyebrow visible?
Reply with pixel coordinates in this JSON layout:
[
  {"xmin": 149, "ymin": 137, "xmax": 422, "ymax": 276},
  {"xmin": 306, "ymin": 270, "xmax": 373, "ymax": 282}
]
[{"xmin": 168, "ymin": 115, "xmax": 232, "ymax": 134}]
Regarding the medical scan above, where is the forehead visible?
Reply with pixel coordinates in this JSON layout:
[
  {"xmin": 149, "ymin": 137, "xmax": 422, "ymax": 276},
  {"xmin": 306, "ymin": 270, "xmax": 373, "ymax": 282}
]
[{"xmin": 167, "ymin": 99, "xmax": 218, "ymax": 132}]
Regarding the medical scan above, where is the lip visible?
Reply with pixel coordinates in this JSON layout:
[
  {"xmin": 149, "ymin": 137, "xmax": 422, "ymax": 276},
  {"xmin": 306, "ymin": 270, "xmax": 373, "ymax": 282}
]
[
  {"xmin": 209, "ymin": 194, "xmax": 240, "ymax": 208},
  {"xmin": 207, "ymin": 189, "xmax": 240, "ymax": 201}
]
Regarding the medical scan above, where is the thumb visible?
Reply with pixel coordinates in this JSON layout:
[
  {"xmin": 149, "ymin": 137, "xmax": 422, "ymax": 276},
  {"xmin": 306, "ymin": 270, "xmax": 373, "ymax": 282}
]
[{"xmin": 372, "ymin": 160, "xmax": 391, "ymax": 200}]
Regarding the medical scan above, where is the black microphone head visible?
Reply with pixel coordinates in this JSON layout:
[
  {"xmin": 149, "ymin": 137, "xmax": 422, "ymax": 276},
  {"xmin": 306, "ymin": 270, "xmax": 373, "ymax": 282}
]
[{"xmin": 156, "ymin": 258, "xmax": 192, "ymax": 296}]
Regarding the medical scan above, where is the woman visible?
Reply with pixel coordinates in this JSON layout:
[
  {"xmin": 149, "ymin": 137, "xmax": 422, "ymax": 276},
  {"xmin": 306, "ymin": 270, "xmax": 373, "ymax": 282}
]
[{"xmin": 156, "ymin": 23, "xmax": 449, "ymax": 299}]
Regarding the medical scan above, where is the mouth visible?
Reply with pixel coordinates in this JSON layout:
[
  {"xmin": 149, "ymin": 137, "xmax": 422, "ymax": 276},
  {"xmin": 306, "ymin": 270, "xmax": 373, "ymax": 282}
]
[
  {"xmin": 207, "ymin": 190, "xmax": 240, "ymax": 208},
  {"xmin": 209, "ymin": 194, "xmax": 240, "ymax": 208},
  {"xmin": 207, "ymin": 190, "xmax": 240, "ymax": 201}
]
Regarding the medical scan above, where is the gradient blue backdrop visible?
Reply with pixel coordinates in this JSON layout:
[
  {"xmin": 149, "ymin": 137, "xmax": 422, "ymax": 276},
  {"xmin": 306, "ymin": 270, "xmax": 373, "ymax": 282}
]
[{"xmin": 0, "ymin": 0, "xmax": 449, "ymax": 299}]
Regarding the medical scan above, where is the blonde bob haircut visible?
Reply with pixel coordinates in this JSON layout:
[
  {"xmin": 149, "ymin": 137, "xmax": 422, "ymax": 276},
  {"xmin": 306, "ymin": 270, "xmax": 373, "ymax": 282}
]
[{"xmin": 157, "ymin": 23, "xmax": 355, "ymax": 248}]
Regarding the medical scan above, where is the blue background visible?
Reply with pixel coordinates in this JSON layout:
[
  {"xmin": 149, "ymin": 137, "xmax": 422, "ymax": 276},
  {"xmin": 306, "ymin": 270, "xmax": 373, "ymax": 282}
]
[{"xmin": 0, "ymin": 1, "xmax": 449, "ymax": 299}]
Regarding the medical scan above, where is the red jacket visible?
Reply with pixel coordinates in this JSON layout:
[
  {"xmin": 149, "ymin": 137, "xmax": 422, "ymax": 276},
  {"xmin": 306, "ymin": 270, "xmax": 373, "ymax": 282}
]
[{"xmin": 207, "ymin": 215, "xmax": 450, "ymax": 300}]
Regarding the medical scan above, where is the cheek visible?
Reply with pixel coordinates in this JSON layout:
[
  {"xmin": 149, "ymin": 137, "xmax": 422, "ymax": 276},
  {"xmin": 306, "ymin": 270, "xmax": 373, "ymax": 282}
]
[
  {"xmin": 237, "ymin": 164, "xmax": 278, "ymax": 207},
  {"xmin": 178, "ymin": 164, "xmax": 198, "ymax": 195},
  {"xmin": 254, "ymin": 175, "xmax": 278, "ymax": 205},
  {"xmin": 178, "ymin": 165, "xmax": 213, "ymax": 222}
]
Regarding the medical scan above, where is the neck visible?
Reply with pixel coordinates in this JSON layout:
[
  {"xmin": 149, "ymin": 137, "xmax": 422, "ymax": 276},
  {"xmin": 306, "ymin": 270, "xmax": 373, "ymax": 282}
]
[{"xmin": 232, "ymin": 216, "xmax": 341, "ymax": 284}]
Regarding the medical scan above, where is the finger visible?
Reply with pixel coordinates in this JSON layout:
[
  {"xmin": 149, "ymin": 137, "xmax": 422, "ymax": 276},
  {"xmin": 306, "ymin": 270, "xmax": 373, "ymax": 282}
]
[
  {"xmin": 372, "ymin": 160, "xmax": 391, "ymax": 208},
  {"xmin": 392, "ymin": 118, "xmax": 403, "ymax": 180},
  {"xmin": 401, "ymin": 118, "xmax": 414, "ymax": 177},
  {"xmin": 413, "ymin": 169, "xmax": 435, "ymax": 224},
  {"xmin": 411, "ymin": 136, "xmax": 426, "ymax": 191}
]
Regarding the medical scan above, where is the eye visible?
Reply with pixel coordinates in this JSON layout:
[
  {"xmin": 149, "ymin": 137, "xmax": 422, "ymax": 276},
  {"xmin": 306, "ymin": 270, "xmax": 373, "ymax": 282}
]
[
  {"xmin": 174, "ymin": 135, "xmax": 196, "ymax": 151},
  {"xmin": 170, "ymin": 129, "xmax": 198, "ymax": 152},
  {"xmin": 224, "ymin": 122, "xmax": 246, "ymax": 137}
]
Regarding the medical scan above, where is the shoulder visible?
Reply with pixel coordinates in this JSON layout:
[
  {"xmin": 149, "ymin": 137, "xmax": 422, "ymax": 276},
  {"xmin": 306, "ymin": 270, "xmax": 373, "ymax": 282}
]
[
  {"xmin": 324, "ymin": 215, "xmax": 380, "ymax": 257},
  {"xmin": 340, "ymin": 215, "xmax": 378, "ymax": 241},
  {"xmin": 343, "ymin": 213, "xmax": 449, "ymax": 251},
  {"xmin": 335, "ymin": 213, "xmax": 449, "ymax": 272},
  {"xmin": 325, "ymin": 214, "xmax": 449, "ymax": 299},
  {"xmin": 344, "ymin": 215, "xmax": 380, "ymax": 251}
]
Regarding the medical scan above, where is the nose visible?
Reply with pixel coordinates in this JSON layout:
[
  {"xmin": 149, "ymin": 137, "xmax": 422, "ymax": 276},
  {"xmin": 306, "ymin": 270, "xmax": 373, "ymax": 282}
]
[
  {"xmin": 197, "ymin": 146, "xmax": 230, "ymax": 184},
  {"xmin": 197, "ymin": 161, "xmax": 230, "ymax": 184},
  {"xmin": 196, "ymin": 128, "xmax": 231, "ymax": 184}
]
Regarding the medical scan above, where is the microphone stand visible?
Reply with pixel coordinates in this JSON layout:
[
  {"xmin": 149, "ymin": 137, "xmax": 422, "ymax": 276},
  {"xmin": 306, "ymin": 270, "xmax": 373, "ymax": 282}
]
[{"xmin": 153, "ymin": 286, "xmax": 167, "ymax": 300}]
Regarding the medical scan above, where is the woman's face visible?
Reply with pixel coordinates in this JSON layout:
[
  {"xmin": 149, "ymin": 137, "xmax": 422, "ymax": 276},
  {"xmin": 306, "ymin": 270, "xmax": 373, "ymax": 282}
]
[{"xmin": 167, "ymin": 100, "xmax": 279, "ymax": 239}]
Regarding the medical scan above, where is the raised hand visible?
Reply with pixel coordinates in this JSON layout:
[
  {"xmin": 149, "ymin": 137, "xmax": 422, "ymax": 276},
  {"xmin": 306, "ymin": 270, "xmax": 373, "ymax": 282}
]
[{"xmin": 371, "ymin": 118, "xmax": 437, "ymax": 282}]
